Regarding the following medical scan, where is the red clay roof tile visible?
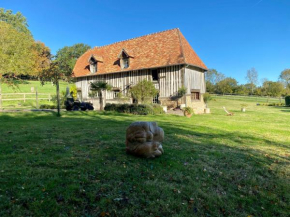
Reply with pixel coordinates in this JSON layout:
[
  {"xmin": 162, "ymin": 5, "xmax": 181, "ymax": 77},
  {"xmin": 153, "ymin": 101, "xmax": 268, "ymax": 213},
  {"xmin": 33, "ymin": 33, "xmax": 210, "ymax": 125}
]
[{"xmin": 73, "ymin": 28, "xmax": 207, "ymax": 77}]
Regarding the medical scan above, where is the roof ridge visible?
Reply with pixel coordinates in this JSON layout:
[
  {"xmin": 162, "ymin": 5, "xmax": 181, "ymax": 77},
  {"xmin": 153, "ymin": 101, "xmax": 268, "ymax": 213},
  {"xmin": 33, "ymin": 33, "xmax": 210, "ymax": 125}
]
[
  {"xmin": 177, "ymin": 29, "xmax": 186, "ymax": 63},
  {"xmin": 93, "ymin": 28, "xmax": 180, "ymax": 49}
]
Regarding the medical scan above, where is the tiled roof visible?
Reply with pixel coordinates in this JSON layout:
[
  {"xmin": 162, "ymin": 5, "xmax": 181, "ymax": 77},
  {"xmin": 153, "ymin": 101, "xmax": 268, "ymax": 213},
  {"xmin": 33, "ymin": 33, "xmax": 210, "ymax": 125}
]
[{"xmin": 73, "ymin": 28, "xmax": 207, "ymax": 77}]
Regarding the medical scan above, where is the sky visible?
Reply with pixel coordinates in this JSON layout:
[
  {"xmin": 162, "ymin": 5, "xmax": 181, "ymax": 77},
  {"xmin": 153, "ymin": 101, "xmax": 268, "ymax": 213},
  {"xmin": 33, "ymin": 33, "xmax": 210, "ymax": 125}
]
[{"xmin": 1, "ymin": 0, "xmax": 290, "ymax": 84}]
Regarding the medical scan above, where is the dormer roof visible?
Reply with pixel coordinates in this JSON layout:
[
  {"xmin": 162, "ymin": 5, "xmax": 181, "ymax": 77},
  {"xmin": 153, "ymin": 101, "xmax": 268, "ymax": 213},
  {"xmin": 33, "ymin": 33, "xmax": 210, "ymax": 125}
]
[{"xmin": 73, "ymin": 28, "xmax": 207, "ymax": 77}]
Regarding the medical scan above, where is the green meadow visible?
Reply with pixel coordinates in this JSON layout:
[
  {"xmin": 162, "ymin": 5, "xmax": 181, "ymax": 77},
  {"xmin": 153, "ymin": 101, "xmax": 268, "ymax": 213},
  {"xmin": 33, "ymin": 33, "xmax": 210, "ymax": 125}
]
[{"xmin": 0, "ymin": 98, "xmax": 289, "ymax": 216}]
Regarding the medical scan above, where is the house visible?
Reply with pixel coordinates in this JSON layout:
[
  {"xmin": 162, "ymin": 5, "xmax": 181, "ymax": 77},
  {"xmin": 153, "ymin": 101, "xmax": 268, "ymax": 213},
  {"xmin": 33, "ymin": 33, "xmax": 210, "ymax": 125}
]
[{"xmin": 73, "ymin": 28, "xmax": 207, "ymax": 113}]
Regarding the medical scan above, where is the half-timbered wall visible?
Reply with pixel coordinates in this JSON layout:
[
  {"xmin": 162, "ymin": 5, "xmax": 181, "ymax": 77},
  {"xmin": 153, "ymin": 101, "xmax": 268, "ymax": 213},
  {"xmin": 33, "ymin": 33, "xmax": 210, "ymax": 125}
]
[
  {"xmin": 76, "ymin": 69, "xmax": 152, "ymax": 101},
  {"xmin": 158, "ymin": 65, "xmax": 183, "ymax": 97},
  {"xmin": 184, "ymin": 66, "xmax": 206, "ymax": 94},
  {"xmin": 75, "ymin": 64, "xmax": 205, "ymax": 102}
]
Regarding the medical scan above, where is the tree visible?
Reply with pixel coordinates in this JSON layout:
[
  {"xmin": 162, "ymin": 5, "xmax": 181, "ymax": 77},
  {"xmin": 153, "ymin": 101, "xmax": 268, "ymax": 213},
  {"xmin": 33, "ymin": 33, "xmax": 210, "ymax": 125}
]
[
  {"xmin": 205, "ymin": 69, "xmax": 225, "ymax": 93},
  {"xmin": 216, "ymin": 77, "xmax": 238, "ymax": 94},
  {"xmin": 245, "ymin": 67, "xmax": 258, "ymax": 94},
  {"xmin": 130, "ymin": 80, "xmax": 158, "ymax": 104},
  {"xmin": 279, "ymin": 69, "xmax": 290, "ymax": 89},
  {"xmin": 261, "ymin": 81, "xmax": 284, "ymax": 97},
  {"xmin": 90, "ymin": 81, "xmax": 112, "ymax": 111},
  {"xmin": 55, "ymin": 43, "xmax": 91, "ymax": 79},
  {"xmin": 39, "ymin": 61, "xmax": 62, "ymax": 116},
  {"xmin": 32, "ymin": 41, "xmax": 52, "ymax": 77},
  {"xmin": 0, "ymin": 8, "xmax": 30, "ymax": 35}
]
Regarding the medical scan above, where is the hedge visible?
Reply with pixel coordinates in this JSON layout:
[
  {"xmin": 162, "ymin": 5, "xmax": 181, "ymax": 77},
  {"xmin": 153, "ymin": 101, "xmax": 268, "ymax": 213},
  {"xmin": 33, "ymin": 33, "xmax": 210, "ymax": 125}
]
[
  {"xmin": 104, "ymin": 103, "xmax": 164, "ymax": 115},
  {"xmin": 285, "ymin": 96, "xmax": 290, "ymax": 106}
]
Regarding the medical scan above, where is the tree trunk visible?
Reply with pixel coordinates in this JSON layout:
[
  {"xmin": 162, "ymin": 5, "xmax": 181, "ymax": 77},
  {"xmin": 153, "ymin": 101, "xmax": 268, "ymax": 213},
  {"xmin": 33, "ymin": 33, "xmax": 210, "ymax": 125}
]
[
  {"xmin": 0, "ymin": 80, "xmax": 2, "ymax": 110},
  {"xmin": 99, "ymin": 91, "xmax": 103, "ymax": 111},
  {"xmin": 56, "ymin": 80, "xmax": 61, "ymax": 116}
]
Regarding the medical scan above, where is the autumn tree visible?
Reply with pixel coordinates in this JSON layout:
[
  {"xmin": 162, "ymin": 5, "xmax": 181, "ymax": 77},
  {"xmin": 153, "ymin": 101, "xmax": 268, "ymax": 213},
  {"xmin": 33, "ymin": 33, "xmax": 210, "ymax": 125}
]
[
  {"xmin": 32, "ymin": 41, "xmax": 52, "ymax": 77},
  {"xmin": 245, "ymin": 67, "xmax": 258, "ymax": 95}
]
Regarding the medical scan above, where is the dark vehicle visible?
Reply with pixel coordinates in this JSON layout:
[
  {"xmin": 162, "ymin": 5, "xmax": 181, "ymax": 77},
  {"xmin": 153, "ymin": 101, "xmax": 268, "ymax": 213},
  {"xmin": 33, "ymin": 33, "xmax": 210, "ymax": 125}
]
[{"xmin": 65, "ymin": 97, "xmax": 94, "ymax": 111}]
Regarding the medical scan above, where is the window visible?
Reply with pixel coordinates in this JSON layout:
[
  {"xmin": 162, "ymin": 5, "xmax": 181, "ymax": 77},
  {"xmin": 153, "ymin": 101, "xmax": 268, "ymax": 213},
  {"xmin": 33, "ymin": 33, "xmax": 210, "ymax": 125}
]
[
  {"xmin": 121, "ymin": 58, "xmax": 129, "ymax": 69},
  {"xmin": 152, "ymin": 70, "xmax": 158, "ymax": 81},
  {"xmin": 191, "ymin": 91, "xmax": 200, "ymax": 100},
  {"xmin": 153, "ymin": 94, "xmax": 159, "ymax": 104},
  {"xmin": 89, "ymin": 57, "xmax": 97, "ymax": 73},
  {"xmin": 118, "ymin": 49, "xmax": 131, "ymax": 69}
]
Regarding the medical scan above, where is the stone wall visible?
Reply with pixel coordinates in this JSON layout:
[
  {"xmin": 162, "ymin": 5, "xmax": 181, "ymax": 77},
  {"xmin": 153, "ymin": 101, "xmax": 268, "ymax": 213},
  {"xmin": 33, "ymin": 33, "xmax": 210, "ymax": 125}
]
[{"xmin": 185, "ymin": 94, "xmax": 205, "ymax": 114}]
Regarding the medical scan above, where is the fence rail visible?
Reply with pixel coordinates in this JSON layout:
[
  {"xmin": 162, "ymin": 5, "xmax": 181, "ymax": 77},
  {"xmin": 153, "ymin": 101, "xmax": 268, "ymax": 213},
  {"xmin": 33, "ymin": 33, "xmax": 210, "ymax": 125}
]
[
  {"xmin": 0, "ymin": 92, "xmax": 52, "ymax": 109},
  {"xmin": 212, "ymin": 94, "xmax": 284, "ymax": 103}
]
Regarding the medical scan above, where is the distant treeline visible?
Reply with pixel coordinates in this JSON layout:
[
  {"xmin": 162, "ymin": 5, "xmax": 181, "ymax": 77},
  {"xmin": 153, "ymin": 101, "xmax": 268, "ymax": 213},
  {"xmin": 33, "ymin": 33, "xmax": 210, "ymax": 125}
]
[{"xmin": 206, "ymin": 68, "xmax": 290, "ymax": 97}]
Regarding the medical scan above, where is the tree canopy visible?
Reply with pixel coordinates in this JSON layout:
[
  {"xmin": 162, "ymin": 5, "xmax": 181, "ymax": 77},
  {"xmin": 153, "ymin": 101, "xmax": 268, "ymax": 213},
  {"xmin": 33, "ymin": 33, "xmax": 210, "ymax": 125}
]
[
  {"xmin": 55, "ymin": 43, "xmax": 91, "ymax": 79},
  {"xmin": 279, "ymin": 69, "xmax": 290, "ymax": 89},
  {"xmin": 0, "ymin": 22, "xmax": 35, "ymax": 77},
  {"xmin": 216, "ymin": 77, "xmax": 238, "ymax": 94},
  {"xmin": 130, "ymin": 80, "xmax": 158, "ymax": 104},
  {"xmin": 0, "ymin": 8, "xmax": 30, "ymax": 35}
]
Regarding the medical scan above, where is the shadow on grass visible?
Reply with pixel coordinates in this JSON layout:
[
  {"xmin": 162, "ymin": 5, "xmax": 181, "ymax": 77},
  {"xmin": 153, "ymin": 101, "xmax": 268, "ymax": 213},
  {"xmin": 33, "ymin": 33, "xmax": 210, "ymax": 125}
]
[{"xmin": 0, "ymin": 112, "xmax": 289, "ymax": 217}]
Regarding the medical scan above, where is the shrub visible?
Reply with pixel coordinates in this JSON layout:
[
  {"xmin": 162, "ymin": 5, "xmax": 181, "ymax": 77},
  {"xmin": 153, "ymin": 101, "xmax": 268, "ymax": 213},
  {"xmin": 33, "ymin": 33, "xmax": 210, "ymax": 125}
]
[
  {"xmin": 183, "ymin": 107, "xmax": 193, "ymax": 115},
  {"xmin": 285, "ymin": 96, "xmax": 290, "ymax": 106},
  {"xmin": 152, "ymin": 104, "xmax": 165, "ymax": 114},
  {"xmin": 104, "ymin": 103, "xmax": 157, "ymax": 115},
  {"xmin": 40, "ymin": 104, "xmax": 65, "ymax": 109}
]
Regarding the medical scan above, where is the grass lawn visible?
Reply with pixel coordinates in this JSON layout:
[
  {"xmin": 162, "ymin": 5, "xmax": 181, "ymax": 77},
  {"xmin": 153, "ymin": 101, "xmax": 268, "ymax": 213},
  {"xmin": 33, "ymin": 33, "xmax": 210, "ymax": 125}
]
[{"xmin": 0, "ymin": 99, "xmax": 289, "ymax": 216}]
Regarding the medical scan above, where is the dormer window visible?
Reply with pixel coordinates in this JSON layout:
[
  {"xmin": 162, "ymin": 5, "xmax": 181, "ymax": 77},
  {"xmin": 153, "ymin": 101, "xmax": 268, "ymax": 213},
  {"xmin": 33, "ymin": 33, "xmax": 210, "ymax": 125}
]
[
  {"xmin": 88, "ymin": 55, "xmax": 103, "ymax": 74},
  {"xmin": 118, "ymin": 49, "xmax": 132, "ymax": 69}
]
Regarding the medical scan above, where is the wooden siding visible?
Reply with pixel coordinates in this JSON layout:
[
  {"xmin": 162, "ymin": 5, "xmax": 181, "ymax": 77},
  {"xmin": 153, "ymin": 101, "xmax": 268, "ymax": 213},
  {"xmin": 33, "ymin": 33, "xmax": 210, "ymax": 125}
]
[
  {"xmin": 158, "ymin": 65, "xmax": 183, "ymax": 97},
  {"xmin": 75, "ymin": 65, "xmax": 205, "ymax": 101},
  {"xmin": 184, "ymin": 67, "xmax": 206, "ymax": 94}
]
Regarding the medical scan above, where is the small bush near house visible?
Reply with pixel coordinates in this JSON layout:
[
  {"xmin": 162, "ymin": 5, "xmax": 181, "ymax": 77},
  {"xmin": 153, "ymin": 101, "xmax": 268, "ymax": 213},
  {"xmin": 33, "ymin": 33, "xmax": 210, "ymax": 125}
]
[
  {"xmin": 104, "ymin": 103, "xmax": 164, "ymax": 115},
  {"xmin": 152, "ymin": 104, "xmax": 165, "ymax": 114},
  {"xmin": 285, "ymin": 95, "xmax": 290, "ymax": 106},
  {"xmin": 40, "ymin": 104, "xmax": 65, "ymax": 109}
]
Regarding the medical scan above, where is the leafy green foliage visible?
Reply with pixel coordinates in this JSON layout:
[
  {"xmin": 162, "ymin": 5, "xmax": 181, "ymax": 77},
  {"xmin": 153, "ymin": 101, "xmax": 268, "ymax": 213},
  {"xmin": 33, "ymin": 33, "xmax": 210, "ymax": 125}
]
[
  {"xmin": 203, "ymin": 92, "xmax": 212, "ymax": 104},
  {"xmin": 177, "ymin": 86, "xmax": 186, "ymax": 97},
  {"xmin": 216, "ymin": 77, "xmax": 238, "ymax": 94},
  {"xmin": 0, "ymin": 8, "xmax": 30, "ymax": 35},
  {"xmin": 183, "ymin": 106, "xmax": 193, "ymax": 115},
  {"xmin": 261, "ymin": 81, "xmax": 284, "ymax": 97},
  {"xmin": 285, "ymin": 96, "xmax": 290, "ymax": 106},
  {"xmin": 55, "ymin": 43, "xmax": 91, "ymax": 79},
  {"xmin": 130, "ymin": 80, "xmax": 158, "ymax": 104},
  {"xmin": 69, "ymin": 84, "xmax": 77, "ymax": 100},
  {"xmin": 104, "ymin": 103, "xmax": 161, "ymax": 115},
  {"xmin": 0, "ymin": 22, "xmax": 35, "ymax": 76}
]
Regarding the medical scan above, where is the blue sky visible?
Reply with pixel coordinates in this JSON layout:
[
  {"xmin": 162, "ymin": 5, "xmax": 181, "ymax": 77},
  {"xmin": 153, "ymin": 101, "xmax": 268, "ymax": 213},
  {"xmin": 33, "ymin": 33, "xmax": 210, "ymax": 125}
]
[{"xmin": 2, "ymin": 0, "xmax": 290, "ymax": 84}]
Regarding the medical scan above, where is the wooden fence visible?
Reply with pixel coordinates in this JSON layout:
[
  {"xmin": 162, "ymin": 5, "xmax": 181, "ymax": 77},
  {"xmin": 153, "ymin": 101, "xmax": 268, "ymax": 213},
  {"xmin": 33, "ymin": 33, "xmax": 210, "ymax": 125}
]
[
  {"xmin": 0, "ymin": 91, "xmax": 52, "ymax": 109},
  {"xmin": 212, "ymin": 94, "xmax": 284, "ymax": 103}
]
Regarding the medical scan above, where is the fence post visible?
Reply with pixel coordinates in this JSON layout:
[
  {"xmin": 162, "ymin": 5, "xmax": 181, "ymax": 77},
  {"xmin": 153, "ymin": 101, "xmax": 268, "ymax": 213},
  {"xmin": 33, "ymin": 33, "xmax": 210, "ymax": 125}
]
[
  {"xmin": 24, "ymin": 93, "xmax": 26, "ymax": 102},
  {"xmin": 36, "ymin": 87, "xmax": 39, "ymax": 109},
  {"xmin": 48, "ymin": 94, "xmax": 51, "ymax": 102}
]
